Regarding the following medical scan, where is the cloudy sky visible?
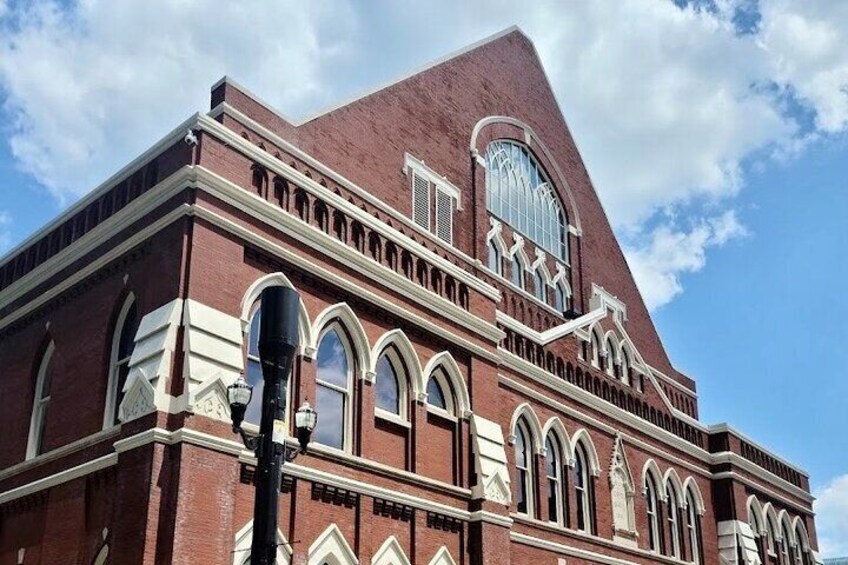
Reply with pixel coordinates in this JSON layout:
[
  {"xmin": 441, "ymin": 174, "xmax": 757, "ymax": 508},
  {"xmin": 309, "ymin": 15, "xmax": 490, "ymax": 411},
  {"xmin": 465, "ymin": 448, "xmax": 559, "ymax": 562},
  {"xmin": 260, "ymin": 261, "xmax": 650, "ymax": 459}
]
[{"xmin": 1, "ymin": 0, "xmax": 846, "ymax": 555}]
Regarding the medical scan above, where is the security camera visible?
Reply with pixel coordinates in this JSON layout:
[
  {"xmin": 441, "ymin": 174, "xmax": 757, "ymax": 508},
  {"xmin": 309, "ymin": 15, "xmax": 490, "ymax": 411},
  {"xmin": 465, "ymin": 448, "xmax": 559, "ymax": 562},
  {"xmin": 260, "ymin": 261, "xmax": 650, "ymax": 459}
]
[{"xmin": 184, "ymin": 129, "xmax": 198, "ymax": 147}]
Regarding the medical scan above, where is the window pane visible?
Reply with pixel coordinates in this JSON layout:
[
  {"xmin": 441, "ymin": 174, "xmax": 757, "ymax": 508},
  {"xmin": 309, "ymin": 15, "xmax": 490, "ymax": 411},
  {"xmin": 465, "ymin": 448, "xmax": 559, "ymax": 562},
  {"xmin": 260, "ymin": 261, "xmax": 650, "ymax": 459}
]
[
  {"xmin": 517, "ymin": 469, "xmax": 528, "ymax": 514},
  {"xmin": 248, "ymin": 309, "xmax": 261, "ymax": 357},
  {"xmin": 375, "ymin": 355, "xmax": 400, "ymax": 414},
  {"xmin": 548, "ymin": 478, "xmax": 559, "ymax": 522},
  {"xmin": 427, "ymin": 377, "xmax": 447, "ymax": 410},
  {"xmin": 40, "ymin": 359, "xmax": 53, "ymax": 398},
  {"xmin": 34, "ymin": 403, "xmax": 48, "ymax": 455},
  {"xmin": 245, "ymin": 359, "xmax": 264, "ymax": 425},
  {"xmin": 316, "ymin": 330, "xmax": 349, "ymax": 388},
  {"xmin": 315, "ymin": 385, "xmax": 345, "ymax": 449},
  {"xmin": 118, "ymin": 301, "xmax": 138, "ymax": 360}
]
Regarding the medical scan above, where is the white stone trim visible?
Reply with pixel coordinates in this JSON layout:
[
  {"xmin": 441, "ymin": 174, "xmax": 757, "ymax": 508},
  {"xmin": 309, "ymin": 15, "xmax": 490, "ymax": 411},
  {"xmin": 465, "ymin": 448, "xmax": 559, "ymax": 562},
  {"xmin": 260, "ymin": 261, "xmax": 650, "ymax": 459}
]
[
  {"xmin": 26, "ymin": 341, "xmax": 55, "ymax": 460},
  {"xmin": 421, "ymin": 351, "xmax": 471, "ymax": 417},
  {"xmin": 308, "ymin": 523, "xmax": 358, "ymax": 565},
  {"xmin": 404, "ymin": 153, "xmax": 462, "ymax": 206},
  {"xmin": 232, "ymin": 519, "xmax": 291, "ymax": 565},
  {"xmin": 239, "ymin": 271, "xmax": 315, "ymax": 357},
  {"xmin": 508, "ymin": 403, "xmax": 544, "ymax": 454},
  {"xmin": 372, "ymin": 536, "xmax": 411, "ymax": 565},
  {"xmin": 470, "ymin": 414, "xmax": 512, "ymax": 505},
  {"xmin": 0, "ymin": 453, "xmax": 117, "ymax": 505},
  {"xmin": 427, "ymin": 547, "xmax": 458, "ymax": 565}
]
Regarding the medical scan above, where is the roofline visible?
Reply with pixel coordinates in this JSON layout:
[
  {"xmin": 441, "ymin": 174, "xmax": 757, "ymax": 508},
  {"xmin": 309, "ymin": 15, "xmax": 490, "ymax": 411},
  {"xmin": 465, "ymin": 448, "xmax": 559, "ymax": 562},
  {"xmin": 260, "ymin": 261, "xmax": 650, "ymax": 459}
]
[
  {"xmin": 707, "ymin": 423, "xmax": 810, "ymax": 478},
  {"xmin": 212, "ymin": 25, "xmax": 526, "ymax": 128}
]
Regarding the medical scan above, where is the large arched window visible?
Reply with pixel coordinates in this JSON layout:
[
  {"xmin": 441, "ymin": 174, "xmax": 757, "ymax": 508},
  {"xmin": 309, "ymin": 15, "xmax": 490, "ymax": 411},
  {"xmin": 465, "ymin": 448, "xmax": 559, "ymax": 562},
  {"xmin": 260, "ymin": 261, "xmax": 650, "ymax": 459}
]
[
  {"xmin": 485, "ymin": 140, "xmax": 568, "ymax": 262},
  {"xmin": 781, "ymin": 522, "xmax": 794, "ymax": 565},
  {"xmin": 645, "ymin": 473, "xmax": 662, "ymax": 552},
  {"xmin": 105, "ymin": 295, "xmax": 139, "ymax": 427},
  {"xmin": 666, "ymin": 484, "xmax": 682, "ymax": 558},
  {"xmin": 27, "ymin": 341, "xmax": 55, "ymax": 459},
  {"xmin": 574, "ymin": 442, "xmax": 593, "ymax": 533},
  {"xmin": 686, "ymin": 489, "xmax": 702, "ymax": 564},
  {"xmin": 513, "ymin": 420, "xmax": 535, "ymax": 516},
  {"xmin": 374, "ymin": 348, "xmax": 407, "ymax": 420},
  {"xmin": 545, "ymin": 434, "xmax": 567, "ymax": 524},
  {"xmin": 314, "ymin": 326, "xmax": 353, "ymax": 451}
]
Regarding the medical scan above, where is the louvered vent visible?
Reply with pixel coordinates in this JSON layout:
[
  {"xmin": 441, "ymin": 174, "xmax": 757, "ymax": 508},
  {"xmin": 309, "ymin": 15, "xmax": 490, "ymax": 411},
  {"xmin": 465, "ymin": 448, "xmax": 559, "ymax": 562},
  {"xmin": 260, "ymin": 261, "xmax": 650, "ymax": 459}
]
[
  {"xmin": 412, "ymin": 171, "xmax": 430, "ymax": 229},
  {"xmin": 435, "ymin": 188, "xmax": 453, "ymax": 244}
]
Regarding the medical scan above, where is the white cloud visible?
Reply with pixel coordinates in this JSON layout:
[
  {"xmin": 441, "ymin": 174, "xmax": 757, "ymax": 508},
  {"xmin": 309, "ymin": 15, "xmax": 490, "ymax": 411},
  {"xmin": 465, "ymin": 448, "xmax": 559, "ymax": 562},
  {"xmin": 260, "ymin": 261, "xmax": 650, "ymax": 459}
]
[
  {"xmin": 814, "ymin": 474, "xmax": 848, "ymax": 557},
  {"xmin": 0, "ymin": 210, "xmax": 12, "ymax": 251},
  {"xmin": 623, "ymin": 210, "xmax": 748, "ymax": 310},
  {"xmin": 1, "ymin": 0, "xmax": 848, "ymax": 307}
]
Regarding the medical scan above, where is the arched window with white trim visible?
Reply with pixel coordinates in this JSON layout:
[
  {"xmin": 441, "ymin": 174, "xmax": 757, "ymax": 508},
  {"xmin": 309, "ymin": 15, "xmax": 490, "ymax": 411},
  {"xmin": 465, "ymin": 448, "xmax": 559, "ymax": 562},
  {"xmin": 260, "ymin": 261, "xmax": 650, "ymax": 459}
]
[
  {"xmin": 666, "ymin": 483, "xmax": 682, "ymax": 558},
  {"xmin": 485, "ymin": 140, "xmax": 568, "ymax": 262},
  {"xmin": 767, "ymin": 513, "xmax": 779, "ymax": 556},
  {"xmin": 104, "ymin": 295, "xmax": 139, "ymax": 427},
  {"xmin": 645, "ymin": 473, "xmax": 662, "ymax": 552},
  {"xmin": 314, "ymin": 326, "xmax": 354, "ymax": 451},
  {"xmin": 781, "ymin": 522, "xmax": 794, "ymax": 565},
  {"xmin": 749, "ymin": 503, "xmax": 766, "ymax": 563},
  {"xmin": 545, "ymin": 434, "xmax": 564, "ymax": 524},
  {"xmin": 620, "ymin": 348, "xmax": 632, "ymax": 386},
  {"xmin": 554, "ymin": 282, "xmax": 569, "ymax": 313},
  {"xmin": 605, "ymin": 338, "xmax": 617, "ymax": 377},
  {"xmin": 27, "ymin": 341, "xmax": 55, "ymax": 459},
  {"xmin": 686, "ymin": 489, "xmax": 702, "ymax": 564},
  {"xmin": 590, "ymin": 330, "xmax": 602, "ymax": 369},
  {"xmin": 574, "ymin": 441, "xmax": 594, "ymax": 532},
  {"xmin": 514, "ymin": 419, "xmax": 535, "ymax": 516},
  {"xmin": 374, "ymin": 348, "xmax": 407, "ymax": 421},
  {"xmin": 244, "ymin": 306, "xmax": 264, "ymax": 426}
]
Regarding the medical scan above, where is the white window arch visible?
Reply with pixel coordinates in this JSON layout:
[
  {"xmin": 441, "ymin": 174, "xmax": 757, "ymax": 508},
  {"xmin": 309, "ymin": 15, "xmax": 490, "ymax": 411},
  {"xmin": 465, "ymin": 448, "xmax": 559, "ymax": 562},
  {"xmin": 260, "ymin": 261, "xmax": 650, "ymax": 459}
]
[
  {"xmin": 374, "ymin": 347, "xmax": 408, "ymax": 421},
  {"xmin": 426, "ymin": 368, "xmax": 455, "ymax": 417},
  {"xmin": 511, "ymin": 254, "xmax": 524, "ymax": 290},
  {"xmin": 605, "ymin": 338, "xmax": 618, "ymax": 377},
  {"xmin": 488, "ymin": 239, "xmax": 502, "ymax": 275},
  {"xmin": 243, "ymin": 302, "xmax": 295, "ymax": 429},
  {"xmin": 545, "ymin": 433, "xmax": 564, "ymax": 524},
  {"xmin": 620, "ymin": 348, "xmax": 632, "ymax": 386},
  {"xmin": 27, "ymin": 341, "xmax": 55, "ymax": 459},
  {"xmin": 314, "ymin": 324, "xmax": 355, "ymax": 451},
  {"xmin": 534, "ymin": 269, "xmax": 547, "ymax": 303},
  {"xmin": 514, "ymin": 419, "xmax": 535, "ymax": 516},
  {"xmin": 104, "ymin": 295, "xmax": 139, "ymax": 428},
  {"xmin": 590, "ymin": 330, "xmax": 602, "ymax": 369},
  {"xmin": 554, "ymin": 282, "xmax": 570, "ymax": 313},
  {"xmin": 485, "ymin": 140, "xmax": 568, "ymax": 262},
  {"xmin": 308, "ymin": 524, "xmax": 356, "ymax": 565}
]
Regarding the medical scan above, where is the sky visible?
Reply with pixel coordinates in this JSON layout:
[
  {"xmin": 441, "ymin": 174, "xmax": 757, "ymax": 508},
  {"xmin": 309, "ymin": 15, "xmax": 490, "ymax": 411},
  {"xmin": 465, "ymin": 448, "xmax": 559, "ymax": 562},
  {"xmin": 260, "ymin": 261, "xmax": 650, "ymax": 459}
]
[{"xmin": 0, "ymin": 0, "xmax": 846, "ymax": 555}]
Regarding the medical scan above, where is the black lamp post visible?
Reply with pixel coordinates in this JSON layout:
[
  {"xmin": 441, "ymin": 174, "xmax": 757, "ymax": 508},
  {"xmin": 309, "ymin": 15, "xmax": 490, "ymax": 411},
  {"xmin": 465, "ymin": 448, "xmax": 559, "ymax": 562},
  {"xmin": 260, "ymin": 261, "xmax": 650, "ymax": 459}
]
[{"xmin": 226, "ymin": 286, "xmax": 317, "ymax": 564}]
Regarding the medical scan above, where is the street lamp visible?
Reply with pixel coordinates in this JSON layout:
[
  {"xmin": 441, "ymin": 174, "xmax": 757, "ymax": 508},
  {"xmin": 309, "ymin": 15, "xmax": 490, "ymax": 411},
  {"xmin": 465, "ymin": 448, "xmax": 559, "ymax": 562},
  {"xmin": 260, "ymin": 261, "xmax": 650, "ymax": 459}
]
[{"xmin": 224, "ymin": 286, "xmax": 315, "ymax": 565}]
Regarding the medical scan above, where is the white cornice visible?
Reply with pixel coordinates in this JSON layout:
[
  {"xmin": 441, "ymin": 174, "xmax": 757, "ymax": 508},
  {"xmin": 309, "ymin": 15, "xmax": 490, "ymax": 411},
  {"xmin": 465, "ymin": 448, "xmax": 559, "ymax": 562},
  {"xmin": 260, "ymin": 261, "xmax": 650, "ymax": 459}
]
[
  {"xmin": 0, "ymin": 114, "xmax": 200, "ymax": 269},
  {"xmin": 0, "ymin": 453, "xmax": 117, "ymax": 505},
  {"xmin": 708, "ymin": 424, "xmax": 809, "ymax": 478}
]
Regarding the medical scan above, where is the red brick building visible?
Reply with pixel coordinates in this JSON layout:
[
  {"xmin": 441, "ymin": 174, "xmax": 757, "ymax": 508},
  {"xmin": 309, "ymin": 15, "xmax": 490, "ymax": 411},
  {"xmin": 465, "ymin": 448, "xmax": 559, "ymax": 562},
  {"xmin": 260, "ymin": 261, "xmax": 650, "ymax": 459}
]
[{"xmin": 0, "ymin": 28, "xmax": 821, "ymax": 565}]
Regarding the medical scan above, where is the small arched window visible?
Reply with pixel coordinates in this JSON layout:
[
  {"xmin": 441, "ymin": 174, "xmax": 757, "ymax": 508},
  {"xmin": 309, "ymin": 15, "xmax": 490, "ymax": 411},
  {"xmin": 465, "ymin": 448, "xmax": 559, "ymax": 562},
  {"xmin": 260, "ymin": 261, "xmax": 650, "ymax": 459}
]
[
  {"xmin": 590, "ymin": 330, "xmax": 602, "ymax": 369},
  {"xmin": 781, "ymin": 522, "xmax": 793, "ymax": 565},
  {"xmin": 574, "ymin": 442, "xmax": 593, "ymax": 532},
  {"xmin": 244, "ymin": 307, "xmax": 265, "ymax": 426},
  {"xmin": 606, "ymin": 339, "xmax": 617, "ymax": 377},
  {"xmin": 314, "ymin": 326, "xmax": 353, "ymax": 450},
  {"xmin": 511, "ymin": 256, "xmax": 523, "ymax": 290},
  {"xmin": 767, "ymin": 515, "xmax": 779, "ymax": 555},
  {"xmin": 645, "ymin": 474, "xmax": 662, "ymax": 552},
  {"xmin": 514, "ymin": 420, "xmax": 535, "ymax": 516},
  {"xmin": 427, "ymin": 369, "xmax": 454, "ymax": 416},
  {"xmin": 27, "ymin": 341, "xmax": 55, "ymax": 459},
  {"xmin": 620, "ymin": 349, "xmax": 632, "ymax": 386},
  {"xmin": 105, "ymin": 296, "xmax": 139, "ymax": 427},
  {"xmin": 545, "ymin": 435, "xmax": 564, "ymax": 524},
  {"xmin": 534, "ymin": 270, "xmax": 547, "ymax": 303},
  {"xmin": 488, "ymin": 240, "xmax": 502, "ymax": 276},
  {"xmin": 375, "ymin": 349, "xmax": 406, "ymax": 420},
  {"xmin": 554, "ymin": 283, "xmax": 569, "ymax": 313},
  {"xmin": 686, "ymin": 490, "xmax": 702, "ymax": 564},
  {"xmin": 666, "ymin": 484, "xmax": 682, "ymax": 558},
  {"xmin": 749, "ymin": 506, "xmax": 766, "ymax": 563}
]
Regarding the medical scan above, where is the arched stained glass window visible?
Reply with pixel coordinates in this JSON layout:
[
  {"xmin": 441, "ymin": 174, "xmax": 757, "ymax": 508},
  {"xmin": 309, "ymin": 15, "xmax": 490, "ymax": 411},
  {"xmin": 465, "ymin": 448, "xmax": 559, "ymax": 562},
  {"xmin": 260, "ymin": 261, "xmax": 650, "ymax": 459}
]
[{"xmin": 485, "ymin": 140, "xmax": 568, "ymax": 262}]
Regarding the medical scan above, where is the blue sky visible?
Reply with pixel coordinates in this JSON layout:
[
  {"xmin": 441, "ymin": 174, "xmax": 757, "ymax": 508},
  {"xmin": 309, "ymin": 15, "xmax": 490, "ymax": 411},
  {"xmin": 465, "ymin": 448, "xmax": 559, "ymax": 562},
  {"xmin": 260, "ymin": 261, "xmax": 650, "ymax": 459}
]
[{"xmin": 1, "ymin": 0, "xmax": 846, "ymax": 555}]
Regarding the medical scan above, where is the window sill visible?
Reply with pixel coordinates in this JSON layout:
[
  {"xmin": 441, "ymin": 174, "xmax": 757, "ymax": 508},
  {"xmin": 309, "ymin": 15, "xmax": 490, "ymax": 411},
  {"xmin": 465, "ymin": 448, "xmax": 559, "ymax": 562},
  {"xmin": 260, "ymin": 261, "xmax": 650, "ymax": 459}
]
[
  {"xmin": 375, "ymin": 409, "xmax": 411, "ymax": 429},
  {"xmin": 426, "ymin": 406, "xmax": 458, "ymax": 423}
]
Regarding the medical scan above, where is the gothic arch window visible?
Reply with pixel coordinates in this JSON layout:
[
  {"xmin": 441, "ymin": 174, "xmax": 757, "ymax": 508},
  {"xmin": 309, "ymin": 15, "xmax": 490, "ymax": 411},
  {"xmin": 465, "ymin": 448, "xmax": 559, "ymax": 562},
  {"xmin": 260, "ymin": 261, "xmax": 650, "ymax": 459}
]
[
  {"xmin": 314, "ymin": 325, "xmax": 354, "ymax": 451},
  {"xmin": 780, "ymin": 521, "xmax": 794, "ymax": 565},
  {"xmin": 511, "ymin": 255, "xmax": 524, "ymax": 290},
  {"xmin": 645, "ymin": 471, "xmax": 662, "ymax": 552},
  {"xmin": 104, "ymin": 294, "xmax": 139, "ymax": 427},
  {"xmin": 545, "ymin": 434, "xmax": 565, "ymax": 524},
  {"xmin": 766, "ymin": 512, "xmax": 779, "ymax": 556},
  {"xmin": 513, "ymin": 419, "xmax": 535, "ymax": 516},
  {"xmin": 573, "ymin": 441, "xmax": 594, "ymax": 533},
  {"xmin": 27, "ymin": 341, "xmax": 55, "ymax": 459},
  {"xmin": 374, "ymin": 347, "xmax": 408, "ymax": 421},
  {"xmin": 605, "ymin": 338, "xmax": 617, "ymax": 377},
  {"xmin": 686, "ymin": 489, "xmax": 703, "ymax": 564},
  {"xmin": 534, "ymin": 269, "xmax": 547, "ymax": 303},
  {"xmin": 243, "ymin": 305, "xmax": 266, "ymax": 426},
  {"xmin": 485, "ymin": 140, "xmax": 568, "ymax": 262},
  {"xmin": 620, "ymin": 348, "xmax": 632, "ymax": 386},
  {"xmin": 554, "ymin": 282, "xmax": 570, "ymax": 313},
  {"xmin": 666, "ymin": 483, "xmax": 682, "ymax": 558},
  {"xmin": 590, "ymin": 330, "xmax": 602, "ymax": 369},
  {"xmin": 426, "ymin": 369, "xmax": 454, "ymax": 416},
  {"xmin": 488, "ymin": 239, "xmax": 502, "ymax": 275}
]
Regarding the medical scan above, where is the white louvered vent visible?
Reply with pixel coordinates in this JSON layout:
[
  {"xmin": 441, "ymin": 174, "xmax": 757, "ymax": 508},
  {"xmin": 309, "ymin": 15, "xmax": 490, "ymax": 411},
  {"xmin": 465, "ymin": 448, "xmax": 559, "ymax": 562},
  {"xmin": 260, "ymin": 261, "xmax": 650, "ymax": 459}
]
[
  {"xmin": 435, "ymin": 188, "xmax": 453, "ymax": 244},
  {"xmin": 412, "ymin": 171, "xmax": 430, "ymax": 230}
]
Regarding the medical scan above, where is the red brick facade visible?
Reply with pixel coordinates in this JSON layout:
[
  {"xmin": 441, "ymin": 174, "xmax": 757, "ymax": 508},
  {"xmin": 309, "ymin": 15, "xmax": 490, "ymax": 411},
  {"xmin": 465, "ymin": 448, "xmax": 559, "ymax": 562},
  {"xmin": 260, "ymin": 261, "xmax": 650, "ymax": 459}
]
[{"xmin": 0, "ymin": 28, "xmax": 818, "ymax": 565}]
